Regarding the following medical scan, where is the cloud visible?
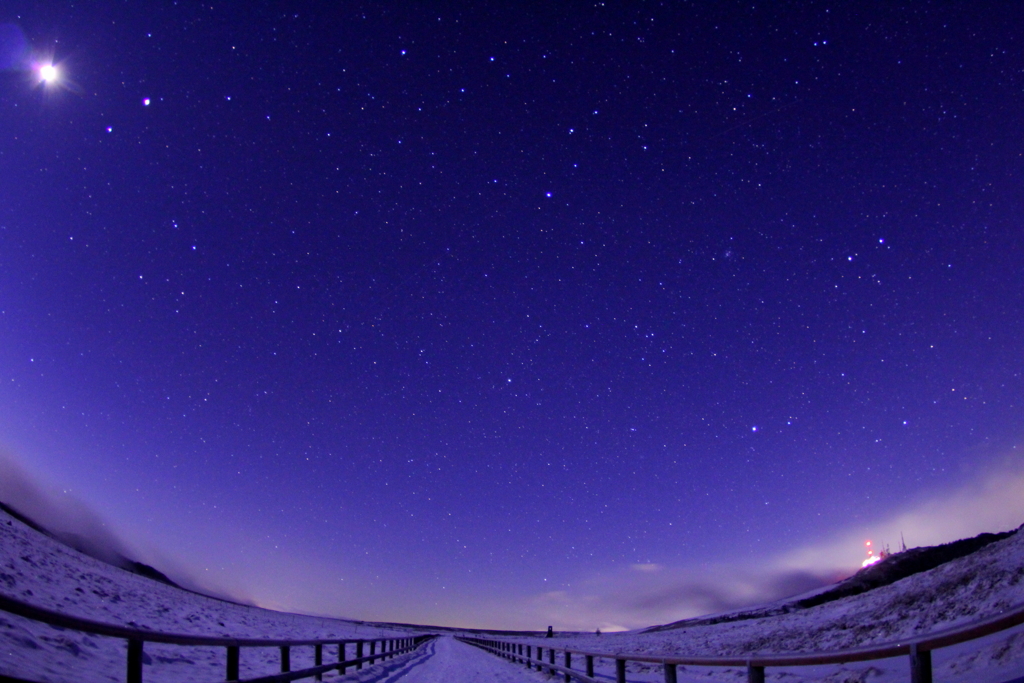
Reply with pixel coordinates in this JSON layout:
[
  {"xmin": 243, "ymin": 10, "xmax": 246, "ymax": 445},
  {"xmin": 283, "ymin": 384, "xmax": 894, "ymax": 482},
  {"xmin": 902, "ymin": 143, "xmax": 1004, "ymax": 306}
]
[
  {"xmin": 776, "ymin": 452, "xmax": 1024, "ymax": 574},
  {"xmin": 0, "ymin": 448, "xmax": 252, "ymax": 605},
  {"xmin": 520, "ymin": 451, "xmax": 1024, "ymax": 632},
  {"xmin": 0, "ymin": 448, "xmax": 131, "ymax": 565},
  {"xmin": 0, "ymin": 24, "xmax": 30, "ymax": 71},
  {"xmin": 517, "ymin": 565, "xmax": 837, "ymax": 633}
]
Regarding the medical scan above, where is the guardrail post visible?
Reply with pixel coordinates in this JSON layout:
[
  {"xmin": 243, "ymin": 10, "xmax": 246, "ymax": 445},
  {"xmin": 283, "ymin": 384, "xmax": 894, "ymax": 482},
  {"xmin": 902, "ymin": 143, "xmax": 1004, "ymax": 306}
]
[
  {"xmin": 549, "ymin": 646, "xmax": 555, "ymax": 674},
  {"xmin": 616, "ymin": 657, "xmax": 626, "ymax": 683},
  {"xmin": 747, "ymin": 663, "xmax": 764, "ymax": 683},
  {"xmin": 315, "ymin": 643, "xmax": 323, "ymax": 680},
  {"xmin": 910, "ymin": 643, "xmax": 932, "ymax": 683},
  {"xmin": 526, "ymin": 645, "xmax": 532, "ymax": 669},
  {"xmin": 127, "ymin": 639, "xmax": 144, "ymax": 683},
  {"xmin": 280, "ymin": 645, "xmax": 291, "ymax": 673},
  {"xmin": 664, "ymin": 661, "xmax": 677, "ymax": 683},
  {"xmin": 564, "ymin": 651, "xmax": 572, "ymax": 682},
  {"xmin": 226, "ymin": 645, "xmax": 240, "ymax": 681},
  {"xmin": 356, "ymin": 640, "xmax": 364, "ymax": 670},
  {"xmin": 370, "ymin": 639, "xmax": 377, "ymax": 663},
  {"xmin": 339, "ymin": 642, "xmax": 347, "ymax": 673},
  {"xmin": 586, "ymin": 654, "xmax": 594, "ymax": 677}
]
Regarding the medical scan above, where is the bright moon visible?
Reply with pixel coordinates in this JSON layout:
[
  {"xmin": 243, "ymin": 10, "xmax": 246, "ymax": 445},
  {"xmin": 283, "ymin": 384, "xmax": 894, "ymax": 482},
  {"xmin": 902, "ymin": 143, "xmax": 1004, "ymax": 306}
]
[{"xmin": 39, "ymin": 65, "xmax": 58, "ymax": 82}]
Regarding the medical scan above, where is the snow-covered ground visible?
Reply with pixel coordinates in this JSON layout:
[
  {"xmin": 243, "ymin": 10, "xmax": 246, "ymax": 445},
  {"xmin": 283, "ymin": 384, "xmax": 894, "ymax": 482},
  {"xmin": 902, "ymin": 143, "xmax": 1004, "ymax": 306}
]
[
  {"xmin": 343, "ymin": 636, "xmax": 553, "ymax": 683},
  {"xmin": 4, "ymin": 504, "xmax": 1024, "ymax": 682},
  {"xmin": 0, "ymin": 507, "xmax": 419, "ymax": 682},
  {"xmin": 503, "ymin": 526, "xmax": 1024, "ymax": 683}
]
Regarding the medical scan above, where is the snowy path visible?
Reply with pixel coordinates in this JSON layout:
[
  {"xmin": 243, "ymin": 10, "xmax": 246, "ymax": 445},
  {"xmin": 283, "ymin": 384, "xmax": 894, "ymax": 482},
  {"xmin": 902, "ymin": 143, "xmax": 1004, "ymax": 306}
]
[{"xmin": 327, "ymin": 636, "xmax": 553, "ymax": 683}]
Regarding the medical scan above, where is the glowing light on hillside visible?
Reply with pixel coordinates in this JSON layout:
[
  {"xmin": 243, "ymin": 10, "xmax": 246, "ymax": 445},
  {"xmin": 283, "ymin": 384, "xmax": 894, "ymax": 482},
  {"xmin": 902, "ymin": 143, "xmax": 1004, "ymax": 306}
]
[
  {"xmin": 39, "ymin": 64, "xmax": 59, "ymax": 82},
  {"xmin": 862, "ymin": 540, "xmax": 881, "ymax": 567}
]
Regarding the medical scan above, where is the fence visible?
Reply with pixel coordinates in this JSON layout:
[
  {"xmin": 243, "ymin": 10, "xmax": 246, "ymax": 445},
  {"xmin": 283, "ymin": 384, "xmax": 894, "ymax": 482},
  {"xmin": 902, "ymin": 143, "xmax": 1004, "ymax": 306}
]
[
  {"xmin": 0, "ymin": 592, "xmax": 433, "ymax": 683},
  {"xmin": 460, "ymin": 601, "xmax": 1024, "ymax": 683}
]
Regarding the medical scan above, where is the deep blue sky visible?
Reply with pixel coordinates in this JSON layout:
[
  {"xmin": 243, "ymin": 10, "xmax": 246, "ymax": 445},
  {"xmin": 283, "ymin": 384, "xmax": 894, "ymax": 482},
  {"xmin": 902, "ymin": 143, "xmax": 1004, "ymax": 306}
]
[{"xmin": 1, "ymin": 1, "xmax": 1023, "ymax": 629}]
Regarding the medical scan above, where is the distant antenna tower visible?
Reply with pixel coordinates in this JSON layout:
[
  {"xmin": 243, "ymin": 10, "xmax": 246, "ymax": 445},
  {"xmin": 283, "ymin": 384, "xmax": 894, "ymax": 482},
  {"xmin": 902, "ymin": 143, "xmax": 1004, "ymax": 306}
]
[{"xmin": 900, "ymin": 531, "xmax": 907, "ymax": 553}]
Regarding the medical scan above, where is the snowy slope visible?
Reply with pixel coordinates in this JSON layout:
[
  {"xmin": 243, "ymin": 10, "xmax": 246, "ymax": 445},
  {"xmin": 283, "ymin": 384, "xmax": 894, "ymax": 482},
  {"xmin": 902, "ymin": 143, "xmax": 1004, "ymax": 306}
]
[
  {"xmin": 0, "ymin": 508, "xmax": 418, "ymax": 682},
  {"xmin": 5, "ymin": 503, "xmax": 1024, "ymax": 683},
  {"xmin": 513, "ymin": 526, "xmax": 1024, "ymax": 682}
]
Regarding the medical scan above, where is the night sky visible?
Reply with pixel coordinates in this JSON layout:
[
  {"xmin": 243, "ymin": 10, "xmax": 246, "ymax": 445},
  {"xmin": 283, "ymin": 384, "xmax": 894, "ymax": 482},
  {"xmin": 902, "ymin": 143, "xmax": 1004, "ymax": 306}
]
[{"xmin": 2, "ymin": 2, "xmax": 1023, "ymax": 631}]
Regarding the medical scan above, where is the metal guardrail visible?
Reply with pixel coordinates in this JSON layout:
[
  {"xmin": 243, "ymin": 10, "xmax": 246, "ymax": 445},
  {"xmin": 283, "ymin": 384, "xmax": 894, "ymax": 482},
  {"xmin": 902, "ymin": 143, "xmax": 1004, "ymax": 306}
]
[
  {"xmin": 460, "ymin": 602, "xmax": 1024, "ymax": 683},
  {"xmin": 0, "ymin": 592, "xmax": 434, "ymax": 682}
]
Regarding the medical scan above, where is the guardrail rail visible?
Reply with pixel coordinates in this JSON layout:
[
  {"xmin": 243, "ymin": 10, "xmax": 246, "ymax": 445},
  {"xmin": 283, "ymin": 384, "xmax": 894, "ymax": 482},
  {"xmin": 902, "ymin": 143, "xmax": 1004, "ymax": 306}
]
[
  {"xmin": 0, "ymin": 592, "xmax": 434, "ymax": 683},
  {"xmin": 460, "ymin": 602, "xmax": 1024, "ymax": 683}
]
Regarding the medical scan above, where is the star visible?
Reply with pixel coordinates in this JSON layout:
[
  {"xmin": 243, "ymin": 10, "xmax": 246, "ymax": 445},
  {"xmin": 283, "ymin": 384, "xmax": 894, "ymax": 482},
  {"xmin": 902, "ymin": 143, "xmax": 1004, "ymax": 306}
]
[{"xmin": 38, "ymin": 64, "xmax": 58, "ymax": 83}]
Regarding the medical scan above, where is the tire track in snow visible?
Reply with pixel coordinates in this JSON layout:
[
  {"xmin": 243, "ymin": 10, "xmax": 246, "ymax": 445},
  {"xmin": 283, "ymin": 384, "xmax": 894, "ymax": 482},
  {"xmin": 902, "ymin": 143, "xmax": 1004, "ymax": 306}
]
[
  {"xmin": 383, "ymin": 636, "xmax": 551, "ymax": 682},
  {"xmin": 322, "ymin": 638, "xmax": 437, "ymax": 683}
]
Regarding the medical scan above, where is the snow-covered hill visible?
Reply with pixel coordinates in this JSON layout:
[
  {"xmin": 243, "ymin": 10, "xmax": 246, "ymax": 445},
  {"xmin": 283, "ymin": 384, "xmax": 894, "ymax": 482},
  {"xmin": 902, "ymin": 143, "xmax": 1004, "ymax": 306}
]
[
  {"xmin": 0, "ymin": 507, "xmax": 418, "ymax": 682},
  {"xmin": 527, "ymin": 525, "xmax": 1024, "ymax": 682},
  {"xmin": 4, "ymin": 502, "xmax": 1024, "ymax": 683}
]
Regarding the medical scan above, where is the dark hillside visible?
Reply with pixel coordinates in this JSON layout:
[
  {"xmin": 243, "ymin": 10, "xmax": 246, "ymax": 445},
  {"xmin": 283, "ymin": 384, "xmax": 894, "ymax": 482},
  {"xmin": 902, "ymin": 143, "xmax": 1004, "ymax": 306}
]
[{"xmin": 797, "ymin": 529, "xmax": 1017, "ymax": 609}]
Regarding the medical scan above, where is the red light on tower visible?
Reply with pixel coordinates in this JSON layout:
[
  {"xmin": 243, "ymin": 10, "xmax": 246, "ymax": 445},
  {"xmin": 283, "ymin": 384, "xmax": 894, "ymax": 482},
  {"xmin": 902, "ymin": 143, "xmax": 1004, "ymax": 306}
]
[{"xmin": 862, "ymin": 540, "xmax": 881, "ymax": 568}]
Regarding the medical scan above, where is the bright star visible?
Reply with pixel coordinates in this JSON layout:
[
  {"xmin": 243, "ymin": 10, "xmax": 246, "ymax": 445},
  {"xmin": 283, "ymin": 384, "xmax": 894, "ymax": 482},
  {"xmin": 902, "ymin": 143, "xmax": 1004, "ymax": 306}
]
[
  {"xmin": 32, "ymin": 59, "xmax": 80, "ymax": 94},
  {"xmin": 39, "ymin": 64, "xmax": 59, "ymax": 83}
]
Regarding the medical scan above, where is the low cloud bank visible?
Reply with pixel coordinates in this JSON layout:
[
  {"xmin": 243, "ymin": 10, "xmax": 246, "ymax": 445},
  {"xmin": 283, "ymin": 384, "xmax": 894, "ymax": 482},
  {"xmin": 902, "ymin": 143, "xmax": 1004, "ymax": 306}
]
[
  {"xmin": 0, "ymin": 448, "xmax": 248, "ymax": 604},
  {"xmin": 517, "ymin": 565, "xmax": 840, "ymax": 633},
  {"xmin": 777, "ymin": 453, "xmax": 1024, "ymax": 574},
  {"xmin": 0, "ymin": 449, "xmax": 132, "ymax": 566},
  {"xmin": 522, "ymin": 452, "xmax": 1024, "ymax": 632}
]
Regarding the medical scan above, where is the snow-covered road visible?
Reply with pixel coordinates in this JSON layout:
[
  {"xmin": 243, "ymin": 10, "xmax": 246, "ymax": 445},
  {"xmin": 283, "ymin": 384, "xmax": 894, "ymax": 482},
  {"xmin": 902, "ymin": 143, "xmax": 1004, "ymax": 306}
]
[{"xmin": 329, "ymin": 636, "xmax": 552, "ymax": 683}]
